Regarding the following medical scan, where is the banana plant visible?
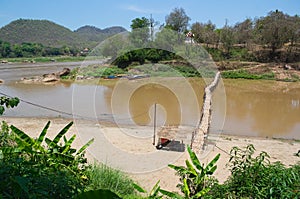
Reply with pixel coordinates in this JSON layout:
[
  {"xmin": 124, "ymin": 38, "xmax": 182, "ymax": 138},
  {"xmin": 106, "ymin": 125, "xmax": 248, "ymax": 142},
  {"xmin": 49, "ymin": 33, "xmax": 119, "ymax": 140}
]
[
  {"xmin": 1, "ymin": 121, "xmax": 94, "ymax": 173},
  {"xmin": 160, "ymin": 145, "xmax": 220, "ymax": 198},
  {"xmin": 133, "ymin": 180, "xmax": 163, "ymax": 198}
]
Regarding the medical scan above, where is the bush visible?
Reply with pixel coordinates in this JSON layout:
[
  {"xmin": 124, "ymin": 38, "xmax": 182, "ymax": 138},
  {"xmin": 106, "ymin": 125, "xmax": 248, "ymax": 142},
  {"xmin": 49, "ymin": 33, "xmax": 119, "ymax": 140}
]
[
  {"xmin": 0, "ymin": 121, "xmax": 94, "ymax": 198},
  {"xmin": 205, "ymin": 144, "xmax": 300, "ymax": 199},
  {"xmin": 78, "ymin": 65, "xmax": 125, "ymax": 78},
  {"xmin": 0, "ymin": 157, "xmax": 83, "ymax": 198}
]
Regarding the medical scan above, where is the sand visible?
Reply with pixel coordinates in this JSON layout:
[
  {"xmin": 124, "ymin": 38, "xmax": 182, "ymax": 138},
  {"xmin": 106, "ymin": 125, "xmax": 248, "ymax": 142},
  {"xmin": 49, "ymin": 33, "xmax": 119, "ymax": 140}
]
[{"xmin": 1, "ymin": 117, "xmax": 300, "ymax": 192}]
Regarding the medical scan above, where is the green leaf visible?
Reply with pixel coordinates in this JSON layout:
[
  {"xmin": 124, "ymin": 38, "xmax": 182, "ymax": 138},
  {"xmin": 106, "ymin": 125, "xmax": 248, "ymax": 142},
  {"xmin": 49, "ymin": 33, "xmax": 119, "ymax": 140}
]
[
  {"xmin": 159, "ymin": 189, "xmax": 184, "ymax": 199},
  {"xmin": 187, "ymin": 145, "xmax": 203, "ymax": 171},
  {"xmin": 10, "ymin": 125, "xmax": 35, "ymax": 146},
  {"xmin": 36, "ymin": 121, "xmax": 50, "ymax": 145},
  {"xmin": 62, "ymin": 135, "xmax": 76, "ymax": 154},
  {"xmin": 206, "ymin": 165, "xmax": 217, "ymax": 175},
  {"xmin": 14, "ymin": 176, "xmax": 29, "ymax": 195},
  {"xmin": 52, "ymin": 121, "xmax": 73, "ymax": 144},
  {"xmin": 45, "ymin": 137, "xmax": 52, "ymax": 146},
  {"xmin": 0, "ymin": 106, "xmax": 4, "ymax": 115},
  {"xmin": 76, "ymin": 138, "xmax": 94, "ymax": 156},
  {"xmin": 193, "ymin": 187, "xmax": 210, "ymax": 198},
  {"xmin": 183, "ymin": 178, "xmax": 190, "ymax": 197},
  {"xmin": 149, "ymin": 180, "xmax": 160, "ymax": 197},
  {"xmin": 63, "ymin": 135, "xmax": 67, "ymax": 144},
  {"xmin": 76, "ymin": 189, "xmax": 121, "ymax": 199},
  {"xmin": 50, "ymin": 152, "xmax": 74, "ymax": 164},
  {"xmin": 205, "ymin": 153, "xmax": 220, "ymax": 174},
  {"xmin": 168, "ymin": 164, "xmax": 188, "ymax": 174},
  {"xmin": 185, "ymin": 160, "xmax": 197, "ymax": 176},
  {"xmin": 0, "ymin": 147, "xmax": 22, "ymax": 155},
  {"xmin": 132, "ymin": 183, "xmax": 147, "ymax": 193}
]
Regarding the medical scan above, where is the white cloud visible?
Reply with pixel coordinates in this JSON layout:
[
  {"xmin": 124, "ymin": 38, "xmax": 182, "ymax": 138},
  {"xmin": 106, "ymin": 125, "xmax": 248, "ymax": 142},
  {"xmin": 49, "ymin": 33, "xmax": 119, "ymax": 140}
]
[{"xmin": 123, "ymin": 5, "xmax": 163, "ymax": 14}]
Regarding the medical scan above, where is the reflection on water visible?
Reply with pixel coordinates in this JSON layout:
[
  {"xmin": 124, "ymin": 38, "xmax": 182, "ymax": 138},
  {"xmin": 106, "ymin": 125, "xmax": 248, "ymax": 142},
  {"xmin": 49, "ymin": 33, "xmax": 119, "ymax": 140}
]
[
  {"xmin": 211, "ymin": 79, "xmax": 300, "ymax": 139},
  {"xmin": 1, "ymin": 77, "xmax": 300, "ymax": 139},
  {"xmin": 129, "ymin": 84, "xmax": 181, "ymax": 126}
]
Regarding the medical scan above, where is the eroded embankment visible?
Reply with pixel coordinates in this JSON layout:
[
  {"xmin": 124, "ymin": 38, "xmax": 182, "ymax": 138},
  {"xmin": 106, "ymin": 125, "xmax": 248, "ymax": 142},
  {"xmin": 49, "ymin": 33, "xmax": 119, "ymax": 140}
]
[{"xmin": 191, "ymin": 71, "xmax": 220, "ymax": 154}]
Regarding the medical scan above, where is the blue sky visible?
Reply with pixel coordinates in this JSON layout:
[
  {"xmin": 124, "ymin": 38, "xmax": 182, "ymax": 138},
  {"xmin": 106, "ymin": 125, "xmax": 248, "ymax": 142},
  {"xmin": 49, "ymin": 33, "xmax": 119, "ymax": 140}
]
[{"xmin": 0, "ymin": 0, "xmax": 299, "ymax": 31}]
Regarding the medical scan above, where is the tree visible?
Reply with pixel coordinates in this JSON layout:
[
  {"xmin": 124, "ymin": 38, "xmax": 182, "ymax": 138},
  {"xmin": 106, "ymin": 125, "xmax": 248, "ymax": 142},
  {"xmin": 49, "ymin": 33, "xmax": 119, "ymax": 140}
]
[
  {"xmin": 254, "ymin": 10, "xmax": 290, "ymax": 58},
  {"xmin": 233, "ymin": 18, "xmax": 253, "ymax": 47},
  {"xmin": 220, "ymin": 20, "xmax": 235, "ymax": 56},
  {"xmin": 191, "ymin": 22, "xmax": 205, "ymax": 43},
  {"xmin": 153, "ymin": 28, "xmax": 179, "ymax": 51},
  {"xmin": 165, "ymin": 7, "xmax": 190, "ymax": 34},
  {"xmin": 284, "ymin": 14, "xmax": 300, "ymax": 62},
  {"xmin": 0, "ymin": 41, "xmax": 11, "ymax": 58},
  {"xmin": 191, "ymin": 21, "xmax": 217, "ymax": 47},
  {"xmin": 130, "ymin": 17, "xmax": 150, "ymax": 29},
  {"xmin": 130, "ymin": 17, "xmax": 150, "ymax": 47}
]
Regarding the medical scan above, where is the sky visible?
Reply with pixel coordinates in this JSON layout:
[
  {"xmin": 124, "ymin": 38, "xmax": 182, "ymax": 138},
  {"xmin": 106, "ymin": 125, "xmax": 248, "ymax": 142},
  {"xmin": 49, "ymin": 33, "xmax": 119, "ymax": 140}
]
[{"xmin": 0, "ymin": 0, "xmax": 299, "ymax": 31}]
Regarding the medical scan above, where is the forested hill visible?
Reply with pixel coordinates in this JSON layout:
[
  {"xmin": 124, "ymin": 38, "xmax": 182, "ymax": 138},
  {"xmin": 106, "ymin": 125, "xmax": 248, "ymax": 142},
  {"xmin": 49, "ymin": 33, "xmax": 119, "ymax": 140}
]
[
  {"xmin": 0, "ymin": 19, "xmax": 127, "ymax": 48},
  {"xmin": 74, "ymin": 25, "xmax": 127, "ymax": 44}
]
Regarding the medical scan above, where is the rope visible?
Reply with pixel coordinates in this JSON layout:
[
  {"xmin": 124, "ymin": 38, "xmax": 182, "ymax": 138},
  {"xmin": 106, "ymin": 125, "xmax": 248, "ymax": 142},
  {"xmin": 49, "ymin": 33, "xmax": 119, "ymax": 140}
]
[
  {"xmin": 0, "ymin": 91, "xmax": 149, "ymax": 121},
  {"xmin": 213, "ymin": 144, "xmax": 231, "ymax": 156}
]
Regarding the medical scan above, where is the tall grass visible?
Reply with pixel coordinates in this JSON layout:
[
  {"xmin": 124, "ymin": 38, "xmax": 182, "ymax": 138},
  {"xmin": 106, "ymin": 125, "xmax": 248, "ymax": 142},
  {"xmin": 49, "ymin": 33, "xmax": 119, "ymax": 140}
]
[{"xmin": 84, "ymin": 163, "xmax": 138, "ymax": 198}]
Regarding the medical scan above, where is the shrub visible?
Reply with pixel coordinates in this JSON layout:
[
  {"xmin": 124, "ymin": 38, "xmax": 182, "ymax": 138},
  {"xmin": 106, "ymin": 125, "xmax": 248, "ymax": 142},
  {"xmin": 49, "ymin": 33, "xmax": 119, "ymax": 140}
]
[
  {"xmin": 205, "ymin": 144, "xmax": 300, "ymax": 199},
  {"xmin": 160, "ymin": 146, "xmax": 220, "ymax": 198},
  {"xmin": 0, "ymin": 121, "xmax": 94, "ymax": 198},
  {"xmin": 0, "ymin": 96, "xmax": 19, "ymax": 115}
]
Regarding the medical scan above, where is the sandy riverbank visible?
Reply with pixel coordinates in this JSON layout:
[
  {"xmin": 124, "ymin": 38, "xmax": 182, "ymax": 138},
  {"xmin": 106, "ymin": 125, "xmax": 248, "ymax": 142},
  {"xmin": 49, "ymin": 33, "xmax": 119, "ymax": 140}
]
[{"xmin": 1, "ymin": 117, "xmax": 299, "ymax": 192}]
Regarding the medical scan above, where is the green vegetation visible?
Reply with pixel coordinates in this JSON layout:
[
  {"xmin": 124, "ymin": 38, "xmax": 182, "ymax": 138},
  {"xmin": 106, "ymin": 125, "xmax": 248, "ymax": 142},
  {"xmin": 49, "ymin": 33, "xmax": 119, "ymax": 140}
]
[
  {"xmin": 0, "ymin": 19, "xmax": 85, "ymax": 47},
  {"xmin": 0, "ymin": 96, "xmax": 19, "ymax": 115},
  {"xmin": 84, "ymin": 163, "xmax": 136, "ymax": 197},
  {"xmin": 160, "ymin": 146, "xmax": 220, "ymax": 198},
  {"xmin": 75, "ymin": 25, "xmax": 126, "ymax": 47},
  {"xmin": 204, "ymin": 144, "xmax": 300, "ymax": 199},
  {"xmin": 0, "ymin": 19, "xmax": 126, "ymax": 49},
  {"xmin": 4, "ymin": 55, "xmax": 86, "ymax": 63},
  {"xmin": 0, "ymin": 121, "xmax": 93, "ymax": 198},
  {"xmin": 0, "ymin": 40, "xmax": 81, "ymax": 58},
  {"xmin": 1, "ymin": 118, "xmax": 299, "ymax": 198},
  {"xmin": 0, "ymin": 120, "xmax": 141, "ymax": 198},
  {"xmin": 221, "ymin": 70, "xmax": 275, "ymax": 80},
  {"xmin": 0, "ymin": 19, "xmax": 126, "ymax": 59}
]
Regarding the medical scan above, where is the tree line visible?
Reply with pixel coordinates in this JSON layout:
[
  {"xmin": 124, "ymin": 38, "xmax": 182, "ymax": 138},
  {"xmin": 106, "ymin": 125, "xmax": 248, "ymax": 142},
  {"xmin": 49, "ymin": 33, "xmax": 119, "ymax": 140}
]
[
  {"xmin": 0, "ymin": 41, "xmax": 82, "ymax": 58},
  {"xmin": 107, "ymin": 8, "xmax": 300, "ymax": 66},
  {"xmin": 1, "ymin": 8, "xmax": 299, "ymax": 63}
]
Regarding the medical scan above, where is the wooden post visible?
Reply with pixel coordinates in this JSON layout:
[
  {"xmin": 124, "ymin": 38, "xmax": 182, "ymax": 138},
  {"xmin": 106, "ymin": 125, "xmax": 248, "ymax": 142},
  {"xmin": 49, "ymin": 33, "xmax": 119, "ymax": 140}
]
[{"xmin": 153, "ymin": 103, "xmax": 157, "ymax": 145}]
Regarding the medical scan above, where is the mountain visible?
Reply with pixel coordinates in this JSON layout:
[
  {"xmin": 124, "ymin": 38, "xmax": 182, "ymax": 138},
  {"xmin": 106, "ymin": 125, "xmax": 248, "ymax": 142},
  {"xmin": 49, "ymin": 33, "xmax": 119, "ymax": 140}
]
[
  {"xmin": 0, "ymin": 19, "xmax": 127, "ymax": 48},
  {"xmin": 74, "ymin": 25, "xmax": 127, "ymax": 43},
  {"xmin": 0, "ymin": 19, "xmax": 86, "ymax": 47}
]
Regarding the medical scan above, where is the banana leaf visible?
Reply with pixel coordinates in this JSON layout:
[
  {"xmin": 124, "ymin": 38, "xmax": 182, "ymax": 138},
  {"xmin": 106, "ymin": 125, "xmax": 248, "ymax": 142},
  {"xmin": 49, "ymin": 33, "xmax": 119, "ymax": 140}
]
[
  {"xmin": 76, "ymin": 138, "xmax": 94, "ymax": 156},
  {"xmin": 36, "ymin": 121, "xmax": 50, "ymax": 145},
  {"xmin": 187, "ymin": 145, "xmax": 203, "ymax": 171},
  {"xmin": 52, "ymin": 121, "xmax": 73, "ymax": 145}
]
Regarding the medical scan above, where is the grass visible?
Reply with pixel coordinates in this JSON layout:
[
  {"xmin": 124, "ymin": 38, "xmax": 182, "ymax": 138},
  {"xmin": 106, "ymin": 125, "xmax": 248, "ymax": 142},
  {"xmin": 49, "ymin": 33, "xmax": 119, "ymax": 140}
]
[
  {"xmin": 221, "ymin": 69, "xmax": 275, "ymax": 80},
  {"xmin": 84, "ymin": 163, "xmax": 140, "ymax": 198},
  {"xmin": 3, "ymin": 56, "xmax": 86, "ymax": 63}
]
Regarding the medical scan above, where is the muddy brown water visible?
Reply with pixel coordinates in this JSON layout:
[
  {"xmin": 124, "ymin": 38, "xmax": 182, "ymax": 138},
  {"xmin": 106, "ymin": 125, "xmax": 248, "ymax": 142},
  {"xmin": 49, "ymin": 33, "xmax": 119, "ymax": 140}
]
[{"xmin": 0, "ymin": 62, "xmax": 300, "ymax": 139}]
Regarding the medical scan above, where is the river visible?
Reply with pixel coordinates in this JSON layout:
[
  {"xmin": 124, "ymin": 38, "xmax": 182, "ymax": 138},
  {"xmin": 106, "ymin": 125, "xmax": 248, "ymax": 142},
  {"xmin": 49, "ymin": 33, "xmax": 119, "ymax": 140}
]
[{"xmin": 1, "ymin": 61, "xmax": 300, "ymax": 139}]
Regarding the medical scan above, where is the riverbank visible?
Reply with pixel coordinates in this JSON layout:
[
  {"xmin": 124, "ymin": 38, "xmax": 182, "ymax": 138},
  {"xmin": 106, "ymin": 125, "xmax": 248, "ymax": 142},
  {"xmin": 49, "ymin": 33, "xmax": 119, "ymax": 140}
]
[
  {"xmin": 1, "ymin": 117, "xmax": 299, "ymax": 192},
  {"xmin": 219, "ymin": 62, "xmax": 300, "ymax": 82}
]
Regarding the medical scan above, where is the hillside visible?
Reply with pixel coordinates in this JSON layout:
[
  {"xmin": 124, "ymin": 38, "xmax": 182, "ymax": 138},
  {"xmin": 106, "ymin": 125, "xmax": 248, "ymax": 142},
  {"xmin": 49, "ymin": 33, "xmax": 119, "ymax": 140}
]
[
  {"xmin": 0, "ymin": 19, "xmax": 127, "ymax": 48},
  {"xmin": 74, "ymin": 25, "xmax": 127, "ymax": 44},
  {"xmin": 0, "ymin": 19, "xmax": 87, "ymax": 47}
]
